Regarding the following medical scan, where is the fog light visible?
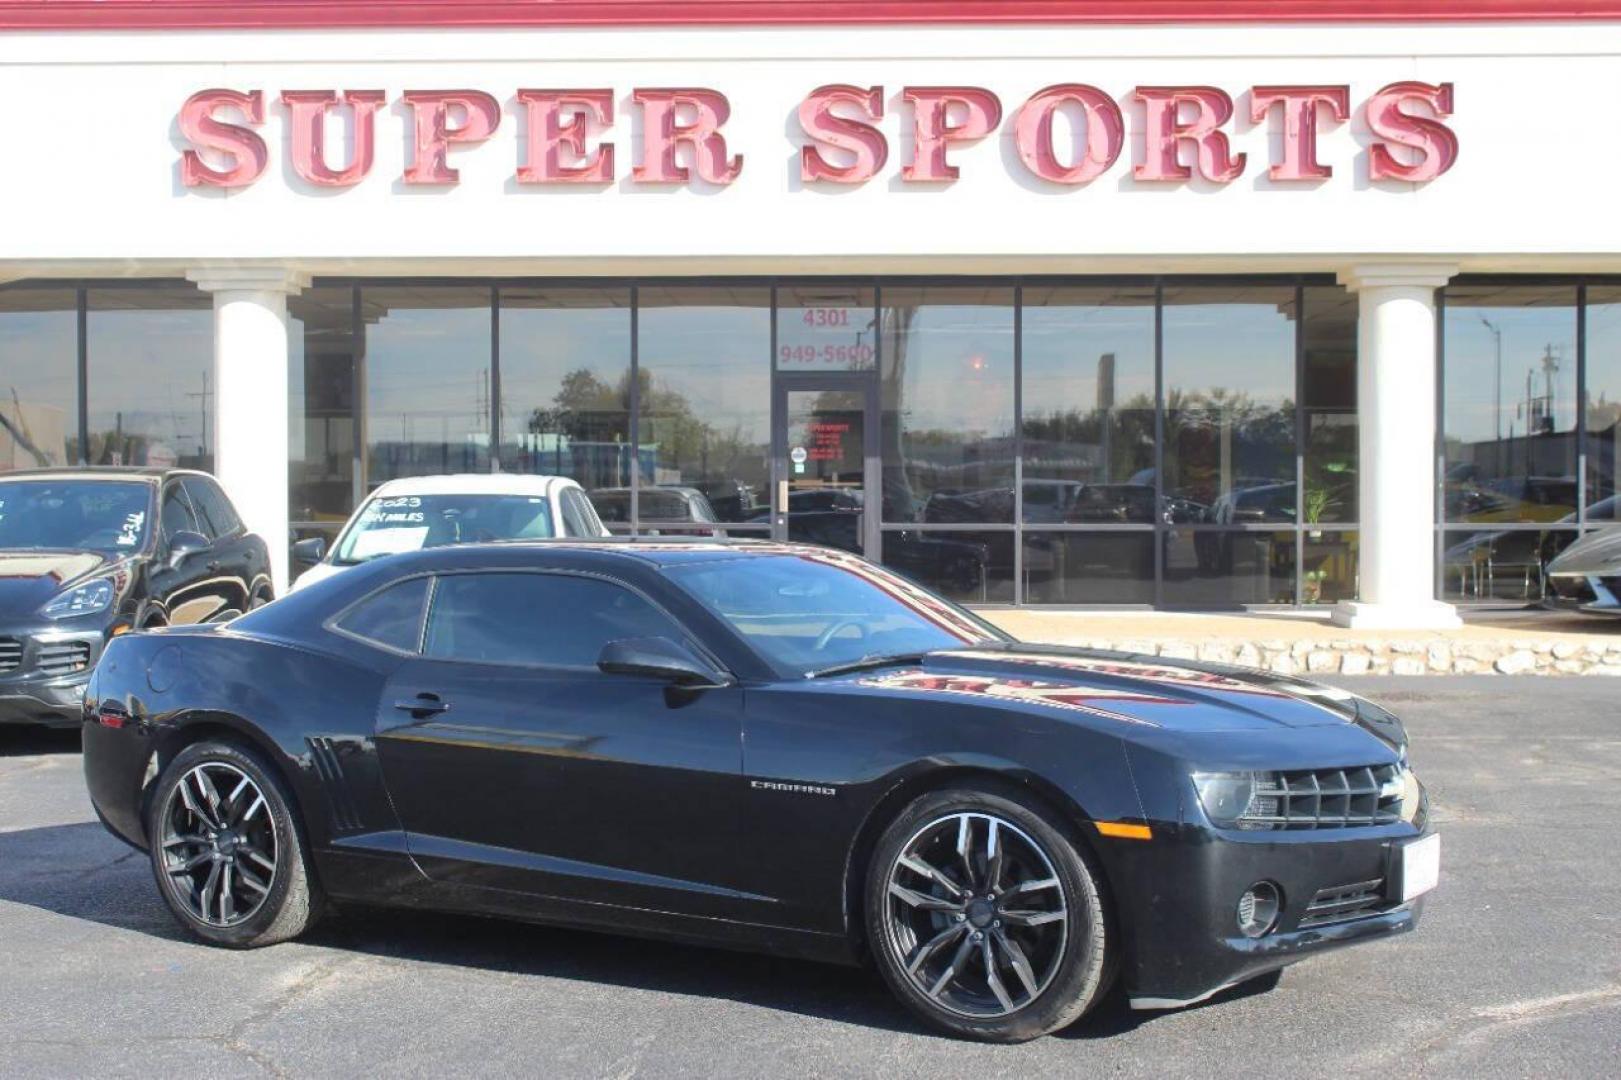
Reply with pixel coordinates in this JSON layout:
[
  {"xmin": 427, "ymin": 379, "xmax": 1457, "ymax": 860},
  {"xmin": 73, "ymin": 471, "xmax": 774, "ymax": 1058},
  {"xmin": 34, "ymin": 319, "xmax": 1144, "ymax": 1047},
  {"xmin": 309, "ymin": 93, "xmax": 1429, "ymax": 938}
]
[{"xmin": 1237, "ymin": 882, "xmax": 1281, "ymax": 938}]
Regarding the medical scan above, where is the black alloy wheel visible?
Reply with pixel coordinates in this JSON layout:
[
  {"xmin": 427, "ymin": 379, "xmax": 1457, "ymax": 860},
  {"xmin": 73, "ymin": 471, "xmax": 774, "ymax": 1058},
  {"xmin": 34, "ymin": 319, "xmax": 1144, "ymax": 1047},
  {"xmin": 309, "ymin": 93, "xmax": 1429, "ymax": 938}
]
[
  {"xmin": 148, "ymin": 740, "xmax": 322, "ymax": 947},
  {"xmin": 160, "ymin": 761, "xmax": 276, "ymax": 927},
  {"xmin": 866, "ymin": 787, "xmax": 1111, "ymax": 1042}
]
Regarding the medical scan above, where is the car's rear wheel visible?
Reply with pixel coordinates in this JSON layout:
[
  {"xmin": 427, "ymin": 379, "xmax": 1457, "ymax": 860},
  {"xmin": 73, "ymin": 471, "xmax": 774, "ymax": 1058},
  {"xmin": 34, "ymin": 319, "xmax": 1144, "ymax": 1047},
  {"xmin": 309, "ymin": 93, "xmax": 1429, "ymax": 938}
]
[
  {"xmin": 865, "ymin": 787, "xmax": 1110, "ymax": 1042},
  {"xmin": 147, "ymin": 740, "xmax": 322, "ymax": 947}
]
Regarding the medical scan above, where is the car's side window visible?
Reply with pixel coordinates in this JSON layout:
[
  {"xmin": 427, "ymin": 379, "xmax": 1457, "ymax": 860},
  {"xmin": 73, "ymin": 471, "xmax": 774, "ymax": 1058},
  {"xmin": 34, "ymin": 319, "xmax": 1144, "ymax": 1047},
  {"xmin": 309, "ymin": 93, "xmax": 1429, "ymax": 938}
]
[
  {"xmin": 334, "ymin": 577, "xmax": 431, "ymax": 653},
  {"xmin": 159, "ymin": 483, "xmax": 200, "ymax": 545},
  {"xmin": 184, "ymin": 478, "xmax": 241, "ymax": 537},
  {"xmin": 560, "ymin": 489, "xmax": 591, "ymax": 537},
  {"xmin": 423, "ymin": 572, "xmax": 682, "ymax": 668},
  {"xmin": 577, "ymin": 490, "xmax": 607, "ymax": 536}
]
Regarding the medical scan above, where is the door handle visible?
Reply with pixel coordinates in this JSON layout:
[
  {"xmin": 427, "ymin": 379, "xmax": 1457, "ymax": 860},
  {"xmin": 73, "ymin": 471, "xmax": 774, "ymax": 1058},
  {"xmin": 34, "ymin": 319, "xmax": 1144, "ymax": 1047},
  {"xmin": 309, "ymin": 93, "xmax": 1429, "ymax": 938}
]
[{"xmin": 393, "ymin": 693, "xmax": 450, "ymax": 720}]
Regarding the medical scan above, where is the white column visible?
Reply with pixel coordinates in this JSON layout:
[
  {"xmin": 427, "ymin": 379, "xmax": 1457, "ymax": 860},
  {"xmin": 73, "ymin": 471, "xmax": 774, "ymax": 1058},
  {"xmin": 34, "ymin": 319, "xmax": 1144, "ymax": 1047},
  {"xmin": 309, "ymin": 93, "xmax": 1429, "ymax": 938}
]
[
  {"xmin": 1332, "ymin": 263, "xmax": 1461, "ymax": 630},
  {"xmin": 186, "ymin": 267, "xmax": 310, "ymax": 598}
]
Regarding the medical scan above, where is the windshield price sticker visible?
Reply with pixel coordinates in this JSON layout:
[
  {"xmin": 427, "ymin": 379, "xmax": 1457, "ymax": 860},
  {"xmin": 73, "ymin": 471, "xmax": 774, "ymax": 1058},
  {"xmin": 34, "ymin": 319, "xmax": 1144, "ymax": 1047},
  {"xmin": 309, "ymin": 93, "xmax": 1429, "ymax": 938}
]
[
  {"xmin": 118, "ymin": 511, "xmax": 145, "ymax": 546},
  {"xmin": 359, "ymin": 508, "xmax": 426, "ymax": 525}
]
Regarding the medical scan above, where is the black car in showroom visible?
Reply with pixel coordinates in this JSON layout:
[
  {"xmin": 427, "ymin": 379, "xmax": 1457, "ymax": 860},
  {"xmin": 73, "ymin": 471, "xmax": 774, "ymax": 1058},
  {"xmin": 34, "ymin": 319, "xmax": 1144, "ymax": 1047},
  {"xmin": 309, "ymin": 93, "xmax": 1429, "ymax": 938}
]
[
  {"xmin": 0, "ymin": 467, "xmax": 272, "ymax": 727},
  {"xmin": 81, "ymin": 540, "xmax": 1436, "ymax": 1042}
]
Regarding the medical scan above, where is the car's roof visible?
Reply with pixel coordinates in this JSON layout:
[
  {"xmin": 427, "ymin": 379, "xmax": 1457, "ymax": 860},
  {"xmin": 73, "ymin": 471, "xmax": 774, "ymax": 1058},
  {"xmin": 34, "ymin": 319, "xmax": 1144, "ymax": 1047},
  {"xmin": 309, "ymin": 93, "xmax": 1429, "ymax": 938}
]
[
  {"xmin": 367, "ymin": 473, "xmax": 579, "ymax": 498},
  {"xmin": 0, "ymin": 466, "xmax": 189, "ymax": 484},
  {"xmin": 403, "ymin": 536, "xmax": 812, "ymax": 569}
]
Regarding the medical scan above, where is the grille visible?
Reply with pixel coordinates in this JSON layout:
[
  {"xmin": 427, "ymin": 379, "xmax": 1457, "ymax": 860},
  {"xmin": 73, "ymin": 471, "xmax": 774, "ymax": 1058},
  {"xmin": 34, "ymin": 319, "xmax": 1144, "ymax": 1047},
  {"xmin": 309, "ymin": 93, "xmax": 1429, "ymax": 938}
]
[
  {"xmin": 35, "ymin": 641, "xmax": 93, "ymax": 678},
  {"xmin": 0, "ymin": 637, "xmax": 20, "ymax": 674},
  {"xmin": 1300, "ymin": 878, "xmax": 1391, "ymax": 928},
  {"xmin": 1549, "ymin": 575, "xmax": 1597, "ymax": 604},
  {"xmin": 1242, "ymin": 765, "xmax": 1405, "ymax": 830}
]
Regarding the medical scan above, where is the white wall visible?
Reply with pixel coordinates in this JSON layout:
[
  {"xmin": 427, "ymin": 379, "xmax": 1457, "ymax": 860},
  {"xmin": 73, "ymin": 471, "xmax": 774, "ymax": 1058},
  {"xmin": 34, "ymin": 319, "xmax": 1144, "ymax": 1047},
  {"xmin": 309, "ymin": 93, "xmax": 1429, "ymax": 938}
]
[{"xmin": 0, "ymin": 21, "xmax": 1617, "ymax": 275}]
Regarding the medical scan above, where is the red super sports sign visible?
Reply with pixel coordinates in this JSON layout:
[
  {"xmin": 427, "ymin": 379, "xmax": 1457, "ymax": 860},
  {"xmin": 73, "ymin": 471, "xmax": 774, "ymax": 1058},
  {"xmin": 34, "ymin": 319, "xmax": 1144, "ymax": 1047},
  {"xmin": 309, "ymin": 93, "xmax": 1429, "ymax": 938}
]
[{"xmin": 178, "ymin": 82, "xmax": 1457, "ymax": 190}]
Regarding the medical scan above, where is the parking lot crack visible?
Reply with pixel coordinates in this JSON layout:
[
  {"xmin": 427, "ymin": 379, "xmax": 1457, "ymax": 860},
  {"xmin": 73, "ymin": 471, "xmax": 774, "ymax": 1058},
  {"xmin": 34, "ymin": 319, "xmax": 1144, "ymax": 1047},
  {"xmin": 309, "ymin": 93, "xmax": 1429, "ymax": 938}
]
[
  {"xmin": 1407, "ymin": 980, "xmax": 1621, "ymax": 1075},
  {"xmin": 220, "ymin": 954, "xmax": 358, "ymax": 1077}
]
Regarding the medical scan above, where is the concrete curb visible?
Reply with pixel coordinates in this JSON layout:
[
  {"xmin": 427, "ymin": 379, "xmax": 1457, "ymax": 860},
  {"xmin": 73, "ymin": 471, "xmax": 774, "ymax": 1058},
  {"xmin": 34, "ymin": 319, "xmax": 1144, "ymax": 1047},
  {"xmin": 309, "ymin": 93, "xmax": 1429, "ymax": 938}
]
[{"xmin": 1010, "ymin": 635, "xmax": 1621, "ymax": 676}]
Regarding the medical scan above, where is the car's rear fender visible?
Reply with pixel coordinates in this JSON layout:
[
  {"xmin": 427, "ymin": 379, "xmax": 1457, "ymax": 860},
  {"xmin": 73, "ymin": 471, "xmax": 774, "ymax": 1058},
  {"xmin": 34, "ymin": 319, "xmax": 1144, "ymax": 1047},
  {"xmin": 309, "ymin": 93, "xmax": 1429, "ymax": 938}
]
[{"xmin": 83, "ymin": 629, "xmax": 396, "ymax": 854}]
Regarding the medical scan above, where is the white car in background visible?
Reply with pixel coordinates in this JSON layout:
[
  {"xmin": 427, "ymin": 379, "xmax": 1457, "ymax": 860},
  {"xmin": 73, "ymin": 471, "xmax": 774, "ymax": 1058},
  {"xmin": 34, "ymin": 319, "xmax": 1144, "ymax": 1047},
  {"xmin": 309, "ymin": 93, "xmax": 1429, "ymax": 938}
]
[{"xmin": 290, "ymin": 474, "xmax": 609, "ymax": 592}]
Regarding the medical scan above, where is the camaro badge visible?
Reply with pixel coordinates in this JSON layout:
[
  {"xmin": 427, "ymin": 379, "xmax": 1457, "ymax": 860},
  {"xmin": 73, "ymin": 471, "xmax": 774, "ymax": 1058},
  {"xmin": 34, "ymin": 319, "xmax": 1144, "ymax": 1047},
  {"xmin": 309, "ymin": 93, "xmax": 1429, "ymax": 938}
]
[{"xmin": 750, "ymin": 779, "xmax": 836, "ymax": 797}]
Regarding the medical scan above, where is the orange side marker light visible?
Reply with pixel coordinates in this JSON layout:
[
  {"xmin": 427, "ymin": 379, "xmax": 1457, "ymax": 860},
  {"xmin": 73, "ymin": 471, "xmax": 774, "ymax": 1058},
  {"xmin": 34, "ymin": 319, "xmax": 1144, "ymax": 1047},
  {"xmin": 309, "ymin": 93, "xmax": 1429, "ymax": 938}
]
[{"xmin": 1095, "ymin": 821, "xmax": 1152, "ymax": 841}]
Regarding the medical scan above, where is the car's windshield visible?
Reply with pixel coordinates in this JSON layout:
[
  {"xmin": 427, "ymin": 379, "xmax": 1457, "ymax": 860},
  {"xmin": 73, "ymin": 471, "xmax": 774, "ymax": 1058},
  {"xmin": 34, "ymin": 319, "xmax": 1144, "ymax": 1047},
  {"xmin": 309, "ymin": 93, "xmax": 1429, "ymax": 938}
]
[
  {"xmin": 333, "ymin": 493, "xmax": 556, "ymax": 565},
  {"xmin": 664, "ymin": 550, "xmax": 1006, "ymax": 676},
  {"xmin": 0, "ymin": 480, "xmax": 153, "ymax": 553}
]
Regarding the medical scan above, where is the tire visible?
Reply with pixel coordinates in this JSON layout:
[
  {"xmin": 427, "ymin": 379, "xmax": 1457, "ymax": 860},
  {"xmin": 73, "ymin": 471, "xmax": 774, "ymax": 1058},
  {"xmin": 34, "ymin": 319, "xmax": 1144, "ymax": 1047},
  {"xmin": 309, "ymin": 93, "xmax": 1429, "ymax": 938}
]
[
  {"xmin": 864, "ymin": 786, "xmax": 1111, "ymax": 1042},
  {"xmin": 146, "ymin": 739, "xmax": 323, "ymax": 947}
]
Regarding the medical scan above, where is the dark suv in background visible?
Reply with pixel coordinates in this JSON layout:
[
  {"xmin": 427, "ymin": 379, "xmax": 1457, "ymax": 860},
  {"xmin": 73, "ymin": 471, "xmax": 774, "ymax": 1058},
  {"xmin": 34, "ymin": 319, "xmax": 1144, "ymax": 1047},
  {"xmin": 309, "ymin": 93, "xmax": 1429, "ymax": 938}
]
[{"xmin": 0, "ymin": 467, "xmax": 271, "ymax": 727}]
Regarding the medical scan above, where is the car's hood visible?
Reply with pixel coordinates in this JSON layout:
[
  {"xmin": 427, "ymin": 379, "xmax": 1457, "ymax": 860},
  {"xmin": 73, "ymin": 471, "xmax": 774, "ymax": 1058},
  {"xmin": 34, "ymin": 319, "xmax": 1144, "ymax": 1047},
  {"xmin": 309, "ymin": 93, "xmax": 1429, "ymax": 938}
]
[
  {"xmin": 843, "ymin": 643, "xmax": 1407, "ymax": 743},
  {"xmin": 1548, "ymin": 526, "xmax": 1621, "ymax": 576},
  {"xmin": 0, "ymin": 549, "xmax": 128, "ymax": 619}
]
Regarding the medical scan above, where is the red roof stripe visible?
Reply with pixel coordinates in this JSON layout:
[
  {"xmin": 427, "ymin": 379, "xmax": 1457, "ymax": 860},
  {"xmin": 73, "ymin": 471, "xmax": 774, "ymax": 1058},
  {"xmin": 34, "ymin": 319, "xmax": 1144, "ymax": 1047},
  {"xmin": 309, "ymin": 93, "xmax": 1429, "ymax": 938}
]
[{"xmin": 2, "ymin": 1, "xmax": 1620, "ymax": 32}]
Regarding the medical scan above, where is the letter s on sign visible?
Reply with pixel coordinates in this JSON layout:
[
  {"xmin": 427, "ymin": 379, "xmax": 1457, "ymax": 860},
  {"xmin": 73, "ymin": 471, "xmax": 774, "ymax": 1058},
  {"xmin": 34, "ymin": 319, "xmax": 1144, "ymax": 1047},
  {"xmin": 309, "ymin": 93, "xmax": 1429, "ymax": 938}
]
[
  {"xmin": 179, "ymin": 89, "xmax": 268, "ymax": 189},
  {"xmin": 1367, "ymin": 81, "xmax": 1458, "ymax": 182},
  {"xmin": 799, "ymin": 85, "xmax": 887, "ymax": 184}
]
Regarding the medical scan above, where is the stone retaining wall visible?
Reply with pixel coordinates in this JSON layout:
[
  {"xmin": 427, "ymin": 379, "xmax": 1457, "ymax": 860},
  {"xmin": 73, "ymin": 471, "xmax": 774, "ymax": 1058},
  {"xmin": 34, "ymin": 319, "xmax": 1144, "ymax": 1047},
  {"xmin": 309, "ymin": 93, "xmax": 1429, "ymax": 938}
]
[{"xmin": 1048, "ymin": 636, "xmax": 1621, "ymax": 676}]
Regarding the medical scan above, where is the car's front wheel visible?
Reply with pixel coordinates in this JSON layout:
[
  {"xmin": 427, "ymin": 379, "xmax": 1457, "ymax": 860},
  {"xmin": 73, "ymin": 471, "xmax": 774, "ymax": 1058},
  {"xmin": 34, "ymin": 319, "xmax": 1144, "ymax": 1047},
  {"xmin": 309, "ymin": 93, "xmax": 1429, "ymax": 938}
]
[
  {"xmin": 865, "ymin": 786, "xmax": 1111, "ymax": 1042},
  {"xmin": 146, "ymin": 739, "xmax": 323, "ymax": 947}
]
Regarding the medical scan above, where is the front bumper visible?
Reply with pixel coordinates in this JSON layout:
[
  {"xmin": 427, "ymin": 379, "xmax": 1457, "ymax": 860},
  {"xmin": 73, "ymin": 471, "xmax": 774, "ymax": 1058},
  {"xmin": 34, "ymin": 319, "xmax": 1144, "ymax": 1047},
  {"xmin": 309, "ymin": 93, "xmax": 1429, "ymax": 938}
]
[
  {"xmin": 1104, "ymin": 819, "xmax": 1434, "ymax": 1009},
  {"xmin": 1543, "ymin": 573, "xmax": 1621, "ymax": 615},
  {"xmin": 0, "ymin": 623, "xmax": 107, "ymax": 726}
]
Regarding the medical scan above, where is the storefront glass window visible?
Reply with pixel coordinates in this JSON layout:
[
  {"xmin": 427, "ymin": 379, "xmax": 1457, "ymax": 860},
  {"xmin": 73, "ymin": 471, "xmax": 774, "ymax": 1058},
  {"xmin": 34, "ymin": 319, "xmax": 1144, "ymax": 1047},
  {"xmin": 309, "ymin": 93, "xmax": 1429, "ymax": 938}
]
[
  {"xmin": 1442, "ymin": 285, "xmax": 1579, "ymax": 525},
  {"xmin": 289, "ymin": 287, "xmax": 358, "ymax": 542},
  {"xmin": 86, "ymin": 285, "xmax": 213, "ymax": 470},
  {"xmin": 882, "ymin": 530, "xmax": 1015, "ymax": 605},
  {"xmin": 1020, "ymin": 285, "xmax": 1156, "ymax": 523},
  {"xmin": 0, "ymin": 288, "xmax": 78, "ymax": 471},
  {"xmin": 635, "ymin": 285, "xmax": 771, "ymax": 525},
  {"xmin": 776, "ymin": 284, "xmax": 877, "ymax": 372},
  {"xmin": 880, "ymin": 285, "xmax": 1015, "ymax": 525},
  {"xmin": 1022, "ymin": 532, "xmax": 1156, "ymax": 605},
  {"xmin": 1161, "ymin": 285, "xmax": 1297, "ymax": 525},
  {"xmin": 363, "ymin": 286, "xmax": 493, "ymax": 488},
  {"xmin": 1302, "ymin": 286, "xmax": 1358, "ymax": 525},
  {"xmin": 1583, "ymin": 287, "xmax": 1621, "ymax": 522},
  {"xmin": 498, "ymin": 285, "xmax": 633, "ymax": 492},
  {"xmin": 1162, "ymin": 529, "xmax": 1297, "ymax": 607}
]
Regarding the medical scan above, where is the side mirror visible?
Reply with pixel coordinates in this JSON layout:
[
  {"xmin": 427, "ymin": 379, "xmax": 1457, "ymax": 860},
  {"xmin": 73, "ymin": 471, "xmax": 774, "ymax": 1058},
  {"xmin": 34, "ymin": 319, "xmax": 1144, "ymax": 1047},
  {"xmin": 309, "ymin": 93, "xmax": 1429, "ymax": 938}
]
[
  {"xmin": 597, "ymin": 637, "xmax": 728, "ymax": 687},
  {"xmin": 292, "ymin": 536, "xmax": 326, "ymax": 567},
  {"xmin": 166, "ymin": 530, "xmax": 211, "ymax": 569}
]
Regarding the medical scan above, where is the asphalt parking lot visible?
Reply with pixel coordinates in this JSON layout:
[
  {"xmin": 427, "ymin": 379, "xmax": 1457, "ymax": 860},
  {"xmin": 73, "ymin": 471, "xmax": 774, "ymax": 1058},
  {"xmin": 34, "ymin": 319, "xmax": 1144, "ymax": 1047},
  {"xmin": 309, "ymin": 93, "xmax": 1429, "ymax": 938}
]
[{"xmin": 2, "ymin": 676, "xmax": 1619, "ymax": 1078}]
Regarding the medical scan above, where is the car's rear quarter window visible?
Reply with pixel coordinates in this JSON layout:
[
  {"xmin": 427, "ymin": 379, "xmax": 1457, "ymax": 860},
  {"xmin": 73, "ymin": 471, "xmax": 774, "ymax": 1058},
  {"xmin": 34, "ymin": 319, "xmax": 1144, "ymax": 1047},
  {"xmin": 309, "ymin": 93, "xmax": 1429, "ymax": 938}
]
[{"xmin": 334, "ymin": 577, "xmax": 431, "ymax": 653}]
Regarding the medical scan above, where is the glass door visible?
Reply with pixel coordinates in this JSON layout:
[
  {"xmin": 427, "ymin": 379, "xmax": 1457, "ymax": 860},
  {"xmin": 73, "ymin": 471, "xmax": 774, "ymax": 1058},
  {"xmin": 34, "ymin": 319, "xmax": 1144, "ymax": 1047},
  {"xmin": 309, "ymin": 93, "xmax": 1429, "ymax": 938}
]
[{"xmin": 772, "ymin": 376, "xmax": 878, "ymax": 558}]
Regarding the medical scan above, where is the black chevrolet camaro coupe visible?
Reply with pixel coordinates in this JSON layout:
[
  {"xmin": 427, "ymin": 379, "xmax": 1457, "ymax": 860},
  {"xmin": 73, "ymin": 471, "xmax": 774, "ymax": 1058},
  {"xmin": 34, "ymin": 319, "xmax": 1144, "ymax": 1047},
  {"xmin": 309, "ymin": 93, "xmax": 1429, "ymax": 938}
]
[
  {"xmin": 0, "ymin": 468, "xmax": 272, "ymax": 727},
  {"xmin": 82, "ymin": 540, "xmax": 1437, "ymax": 1042}
]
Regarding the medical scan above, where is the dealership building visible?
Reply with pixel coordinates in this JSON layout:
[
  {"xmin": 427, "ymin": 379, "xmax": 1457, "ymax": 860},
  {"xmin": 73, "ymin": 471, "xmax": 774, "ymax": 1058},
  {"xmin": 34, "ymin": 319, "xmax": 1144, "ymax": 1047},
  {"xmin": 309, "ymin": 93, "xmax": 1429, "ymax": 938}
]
[{"xmin": 2, "ymin": 1, "xmax": 1619, "ymax": 626}]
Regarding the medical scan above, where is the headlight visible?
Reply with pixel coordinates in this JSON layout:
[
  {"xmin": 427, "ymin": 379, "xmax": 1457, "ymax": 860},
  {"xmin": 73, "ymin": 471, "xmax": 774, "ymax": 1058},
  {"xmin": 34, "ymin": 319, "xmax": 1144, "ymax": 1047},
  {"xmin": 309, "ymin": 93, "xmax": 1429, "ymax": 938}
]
[
  {"xmin": 41, "ymin": 577, "xmax": 117, "ymax": 619},
  {"xmin": 1192, "ymin": 771, "xmax": 1280, "ymax": 830}
]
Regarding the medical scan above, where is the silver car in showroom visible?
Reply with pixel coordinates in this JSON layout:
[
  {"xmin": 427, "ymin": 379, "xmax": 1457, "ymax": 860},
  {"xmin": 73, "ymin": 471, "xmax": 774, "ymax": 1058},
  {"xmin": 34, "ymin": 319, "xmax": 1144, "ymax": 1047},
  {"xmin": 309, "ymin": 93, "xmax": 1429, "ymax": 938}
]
[{"xmin": 1545, "ymin": 496, "xmax": 1621, "ymax": 614}]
